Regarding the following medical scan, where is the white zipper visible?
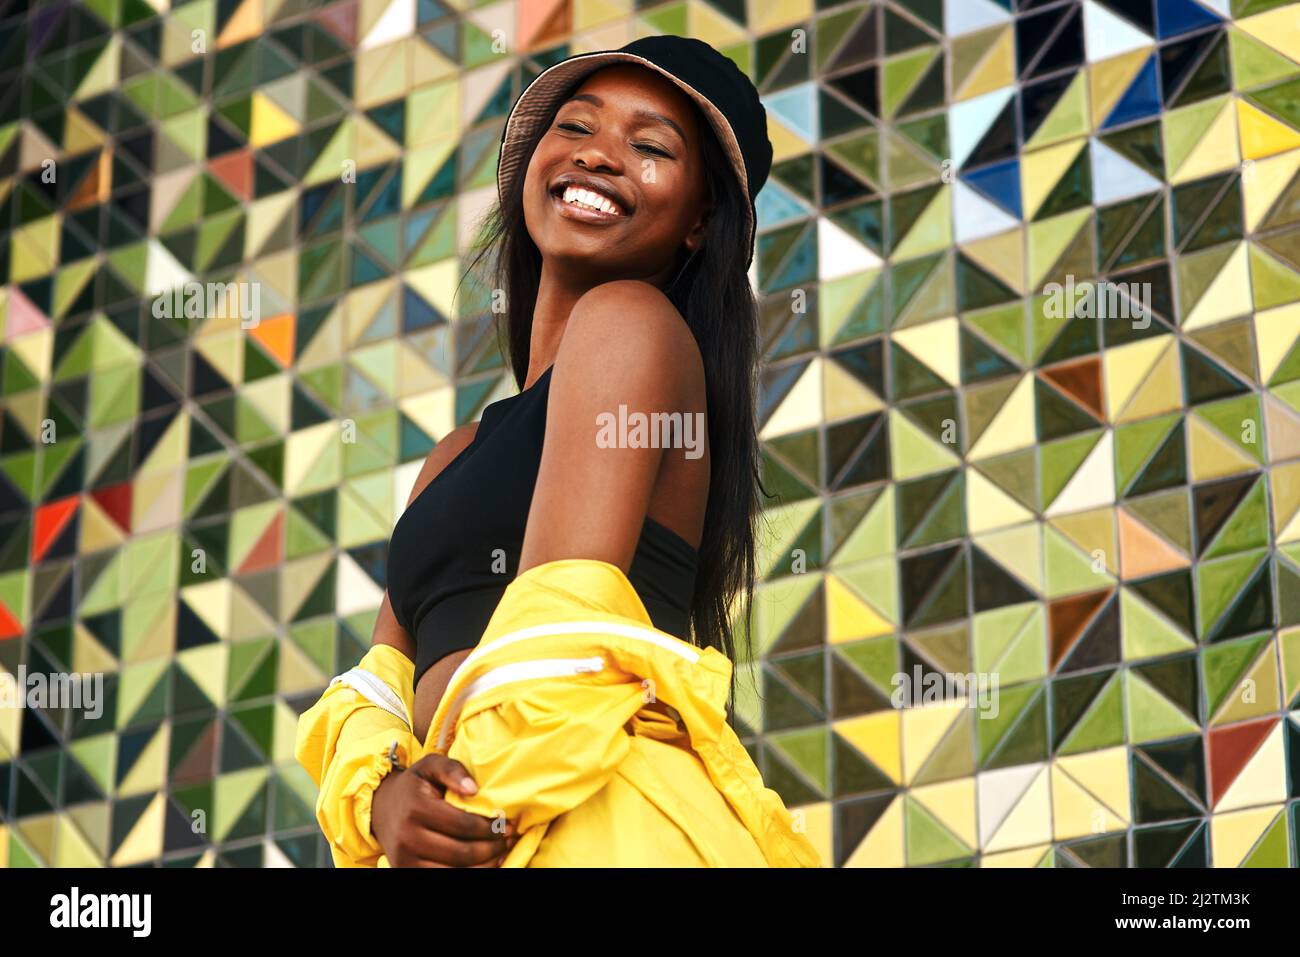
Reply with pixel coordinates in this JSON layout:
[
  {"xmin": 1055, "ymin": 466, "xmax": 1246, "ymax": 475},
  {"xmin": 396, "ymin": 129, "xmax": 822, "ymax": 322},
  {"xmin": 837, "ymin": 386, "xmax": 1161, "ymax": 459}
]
[
  {"xmin": 460, "ymin": 620, "xmax": 701, "ymax": 676},
  {"xmin": 331, "ymin": 667, "xmax": 411, "ymax": 727},
  {"xmin": 435, "ymin": 655, "xmax": 605, "ymax": 751},
  {"xmin": 435, "ymin": 620, "xmax": 705, "ymax": 751}
]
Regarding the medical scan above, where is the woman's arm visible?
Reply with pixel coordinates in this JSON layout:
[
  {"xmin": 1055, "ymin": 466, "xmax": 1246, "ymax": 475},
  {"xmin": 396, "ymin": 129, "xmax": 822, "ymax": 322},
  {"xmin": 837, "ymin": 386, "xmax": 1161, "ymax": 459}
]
[
  {"xmin": 372, "ymin": 422, "xmax": 479, "ymax": 659},
  {"xmin": 369, "ymin": 422, "xmax": 515, "ymax": 867},
  {"xmin": 519, "ymin": 279, "xmax": 707, "ymax": 573}
]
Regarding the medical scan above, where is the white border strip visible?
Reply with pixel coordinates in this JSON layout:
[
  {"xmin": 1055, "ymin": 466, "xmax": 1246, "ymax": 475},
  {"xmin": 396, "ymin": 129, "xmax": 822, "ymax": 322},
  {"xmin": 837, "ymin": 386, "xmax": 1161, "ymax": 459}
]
[
  {"xmin": 331, "ymin": 667, "xmax": 411, "ymax": 727},
  {"xmin": 465, "ymin": 619, "xmax": 700, "ymax": 672},
  {"xmin": 436, "ymin": 656, "xmax": 605, "ymax": 751}
]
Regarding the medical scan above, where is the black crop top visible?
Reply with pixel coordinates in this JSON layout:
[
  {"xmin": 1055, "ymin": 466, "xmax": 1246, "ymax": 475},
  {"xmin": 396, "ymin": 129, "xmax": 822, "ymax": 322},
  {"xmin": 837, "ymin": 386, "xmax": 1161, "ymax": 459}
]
[{"xmin": 386, "ymin": 365, "xmax": 700, "ymax": 688}]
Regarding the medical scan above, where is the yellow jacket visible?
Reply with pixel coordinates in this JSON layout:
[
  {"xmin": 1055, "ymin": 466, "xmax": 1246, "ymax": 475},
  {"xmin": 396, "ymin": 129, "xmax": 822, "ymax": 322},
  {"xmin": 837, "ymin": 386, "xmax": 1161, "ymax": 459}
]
[
  {"xmin": 297, "ymin": 558, "xmax": 821, "ymax": 868},
  {"xmin": 295, "ymin": 640, "xmax": 418, "ymax": 868}
]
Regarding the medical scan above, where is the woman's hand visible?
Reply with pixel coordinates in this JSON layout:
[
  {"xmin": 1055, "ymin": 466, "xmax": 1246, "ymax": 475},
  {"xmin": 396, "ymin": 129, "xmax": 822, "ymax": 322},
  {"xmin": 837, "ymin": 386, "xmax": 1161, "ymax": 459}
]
[{"xmin": 371, "ymin": 754, "xmax": 515, "ymax": 867}]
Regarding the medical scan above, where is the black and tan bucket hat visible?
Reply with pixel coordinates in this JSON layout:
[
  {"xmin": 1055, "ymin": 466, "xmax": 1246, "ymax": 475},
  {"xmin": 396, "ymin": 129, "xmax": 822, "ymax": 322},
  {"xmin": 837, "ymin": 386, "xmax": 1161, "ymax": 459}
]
[{"xmin": 495, "ymin": 35, "xmax": 774, "ymax": 267}]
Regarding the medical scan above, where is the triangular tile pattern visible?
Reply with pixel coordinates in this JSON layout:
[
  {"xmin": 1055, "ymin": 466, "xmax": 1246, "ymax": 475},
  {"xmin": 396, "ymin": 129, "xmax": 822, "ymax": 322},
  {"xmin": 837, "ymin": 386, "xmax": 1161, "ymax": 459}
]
[{"xmin": 1, "ymin": 0, "xmax": 1299, "ymax": 868}]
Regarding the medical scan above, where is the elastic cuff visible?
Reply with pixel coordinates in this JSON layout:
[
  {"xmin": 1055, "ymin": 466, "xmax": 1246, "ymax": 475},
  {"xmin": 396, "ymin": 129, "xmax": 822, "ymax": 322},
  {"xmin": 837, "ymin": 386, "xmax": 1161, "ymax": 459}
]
[{"xmin": 350, "ymin": 744, "xmax": 402, "ymax": 851}]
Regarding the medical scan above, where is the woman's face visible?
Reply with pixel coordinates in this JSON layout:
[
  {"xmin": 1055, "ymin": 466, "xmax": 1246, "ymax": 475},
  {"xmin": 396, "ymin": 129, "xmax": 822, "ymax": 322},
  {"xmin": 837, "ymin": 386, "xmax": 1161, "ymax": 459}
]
[{"xmin": 522, "ymin": 64, "xmax": 711, "ymax": 284}]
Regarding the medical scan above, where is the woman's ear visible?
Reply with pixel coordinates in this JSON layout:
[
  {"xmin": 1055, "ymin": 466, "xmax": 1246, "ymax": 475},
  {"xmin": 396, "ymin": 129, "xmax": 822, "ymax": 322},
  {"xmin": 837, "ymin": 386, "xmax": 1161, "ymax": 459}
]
[{"xmin": 684, "ymin": 205, "xmax": 711, "ymax": 254}]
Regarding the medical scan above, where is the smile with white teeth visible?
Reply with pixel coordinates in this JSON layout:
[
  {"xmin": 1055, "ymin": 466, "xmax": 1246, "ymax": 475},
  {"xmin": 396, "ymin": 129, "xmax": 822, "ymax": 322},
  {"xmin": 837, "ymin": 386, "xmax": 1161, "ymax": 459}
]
[{"xmin": 560, "ymin": 185, "xmax": 623, "ymax": 216}]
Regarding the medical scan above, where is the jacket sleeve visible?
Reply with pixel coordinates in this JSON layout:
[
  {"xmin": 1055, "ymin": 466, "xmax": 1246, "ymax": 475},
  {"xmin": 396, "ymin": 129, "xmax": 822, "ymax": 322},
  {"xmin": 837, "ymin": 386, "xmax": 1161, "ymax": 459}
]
[
  {"xmin": 295, "ymin": 644, "xmax": 419, "ymax": 868},
  {"xmin": 439, "ymin": 676, "xmax": 642, "ymax": 835}
]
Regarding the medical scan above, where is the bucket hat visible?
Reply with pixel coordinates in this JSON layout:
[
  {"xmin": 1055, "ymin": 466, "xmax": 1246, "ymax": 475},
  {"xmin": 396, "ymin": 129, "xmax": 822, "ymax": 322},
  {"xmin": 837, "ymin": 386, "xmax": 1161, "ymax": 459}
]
[{"xmin": 496, "ymin": 35, "xmax": 773, "ymax": 267}]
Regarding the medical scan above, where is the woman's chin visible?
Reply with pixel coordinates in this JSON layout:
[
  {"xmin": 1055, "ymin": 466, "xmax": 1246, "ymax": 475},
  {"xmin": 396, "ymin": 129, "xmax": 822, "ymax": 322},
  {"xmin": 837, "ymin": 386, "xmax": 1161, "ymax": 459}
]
[{"xmin": 535, "ymin": 235, "xmax": 629, "ymax": 269}]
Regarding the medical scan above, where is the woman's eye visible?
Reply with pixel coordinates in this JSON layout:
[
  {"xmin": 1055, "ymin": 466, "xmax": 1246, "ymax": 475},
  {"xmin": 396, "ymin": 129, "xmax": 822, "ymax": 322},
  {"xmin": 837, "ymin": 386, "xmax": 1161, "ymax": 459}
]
[{"xmin": 554, "ymin": 122, "xmax": 671, "ymax": 158}]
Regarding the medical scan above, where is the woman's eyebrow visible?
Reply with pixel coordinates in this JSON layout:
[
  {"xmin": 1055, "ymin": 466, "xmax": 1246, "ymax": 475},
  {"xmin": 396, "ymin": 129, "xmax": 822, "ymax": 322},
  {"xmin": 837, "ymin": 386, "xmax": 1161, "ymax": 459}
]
[{"xmin": 561, "ymin": 92, "xmax": 688, "ymax": 143}]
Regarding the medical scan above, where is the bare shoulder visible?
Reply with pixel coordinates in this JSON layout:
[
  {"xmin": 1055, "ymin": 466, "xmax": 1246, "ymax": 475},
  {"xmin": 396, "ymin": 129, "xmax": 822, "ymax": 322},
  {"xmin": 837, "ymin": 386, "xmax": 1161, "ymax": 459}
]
[
  {"xmin": 404, "ymin": 421, "xmax": 479, "ymax": 507},
  {"xmin": 558, "ymin": 279, "xmax": 704, "ymax": 405},
  {"xmin": 519, "ymin": 280, "xmax": 708, "ymax": 572}
]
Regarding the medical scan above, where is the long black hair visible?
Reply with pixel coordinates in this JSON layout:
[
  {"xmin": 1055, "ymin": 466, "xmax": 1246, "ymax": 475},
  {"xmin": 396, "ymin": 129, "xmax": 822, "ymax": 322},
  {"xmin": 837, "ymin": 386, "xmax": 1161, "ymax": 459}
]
[{"xmin": 457, "ymin": 75, "xmax": 764, "ymax": 718}]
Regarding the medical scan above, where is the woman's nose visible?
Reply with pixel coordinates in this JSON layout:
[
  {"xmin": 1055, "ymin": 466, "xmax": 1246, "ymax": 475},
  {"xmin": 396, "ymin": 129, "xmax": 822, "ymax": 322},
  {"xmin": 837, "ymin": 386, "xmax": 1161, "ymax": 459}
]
[{"xmin": 569, "ymin": 139, "xmax": 623, "ymax": 176}]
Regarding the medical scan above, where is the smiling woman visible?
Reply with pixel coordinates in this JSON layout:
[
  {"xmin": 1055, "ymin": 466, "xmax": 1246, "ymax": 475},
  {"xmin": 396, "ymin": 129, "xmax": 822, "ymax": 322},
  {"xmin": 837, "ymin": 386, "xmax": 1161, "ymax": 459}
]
[
  {"xmin": 521, "ymin": 65, "xmax": 713, "ymax": 287},
  {"xmin": 295, "ymin": 35, "xmax": 819, "ymax": 868}
]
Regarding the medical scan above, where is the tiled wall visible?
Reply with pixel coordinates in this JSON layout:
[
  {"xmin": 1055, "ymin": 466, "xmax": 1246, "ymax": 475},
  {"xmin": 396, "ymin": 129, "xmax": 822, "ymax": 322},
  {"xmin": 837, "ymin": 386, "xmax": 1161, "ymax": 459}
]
[{"xmin": 2, "ymin": 0, "xmax": 1300, "ymax": 867}]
